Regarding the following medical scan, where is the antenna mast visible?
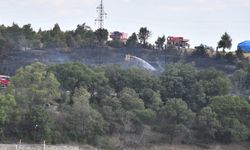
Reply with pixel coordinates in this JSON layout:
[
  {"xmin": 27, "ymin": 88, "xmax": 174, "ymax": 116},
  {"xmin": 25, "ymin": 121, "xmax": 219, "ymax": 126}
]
[{"xmin": 95, "ymin": 0, "xmax": 107, "ymax": 29}]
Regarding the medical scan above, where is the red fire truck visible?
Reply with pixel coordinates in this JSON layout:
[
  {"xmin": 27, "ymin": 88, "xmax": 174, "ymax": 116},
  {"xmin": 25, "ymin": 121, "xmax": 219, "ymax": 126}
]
[
  {"xmin": 0, "ymin": 75, "xmax": 10, "ymax": 87},
  {"xmin": 167, "ymin": 36, "xmax": 190, "ymax": 48},
  {"xmin": 110, "ymin": 31, "xmax": 128, "ymax": 42}
]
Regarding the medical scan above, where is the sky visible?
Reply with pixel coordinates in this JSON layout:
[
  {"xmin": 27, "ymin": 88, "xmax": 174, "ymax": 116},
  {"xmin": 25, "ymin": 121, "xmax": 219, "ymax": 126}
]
[{"xmin": 0, "ymin": 0, "xmax": 249, "ymax": 50}]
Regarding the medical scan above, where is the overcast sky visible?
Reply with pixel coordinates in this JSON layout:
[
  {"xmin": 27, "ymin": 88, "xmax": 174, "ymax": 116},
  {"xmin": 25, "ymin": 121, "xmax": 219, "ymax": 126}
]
[{"xmin": 0, "ymin": 0, "xmax": 249, "ymax": 50}]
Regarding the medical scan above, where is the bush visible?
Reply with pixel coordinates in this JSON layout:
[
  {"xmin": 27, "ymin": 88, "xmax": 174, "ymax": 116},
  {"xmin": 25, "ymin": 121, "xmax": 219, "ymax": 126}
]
[{"xmin": 107, "ymin": 40, "xmax": 125, "ymax": 48}]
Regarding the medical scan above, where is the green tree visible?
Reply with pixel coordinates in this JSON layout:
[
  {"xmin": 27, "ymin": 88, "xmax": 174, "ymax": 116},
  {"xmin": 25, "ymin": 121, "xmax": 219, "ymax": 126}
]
[
  {"xmin": 118, "ymin": 88, "xmax": 145, "ymax": 111},
  {"xmin": 22, "ymin": 24, "xmax": 41, "ymax": 49},
  {"xmin": 22, "ymin": 24, "xmax": 36, "ymax": 40},
  {"xmin": 21, "ymin": 106, "xmax": 52, "ymax": 142},
  {"xmin": 195, "ymin": 107, "xmax": 220, "ymax": 142},
  {"xmin": 138, "ymin": 27, "xmax": 151, "ymax": 47},
  {"xmin": 140, "ymin": 88, "xmax": 163, "ymax": 111},
  {"xmin": 210, "ymin": 96, "xmax": 250, "ymax": 142},
  {"xmin": 155, "ymin": 36, "xmax": 165, "ymax": 50},
  {"xmin": 160, "ymin": 63, "xmax": 206, "ymax": 111},
  {"xmin": 50, "ymin": 23, "xmax": 66, "ymax": 47},
  {"xmin": 217, "ymin": 32, "xmax": 232, "ymax": 53},
  {"xmin": 103, "ymin": 65, "xmax": 158, "ymax": 93},
  {"xmin": 0, "ymin": 93, "xmax": 17, "ymax": 139},
  {"xmin": 51, "ymin": 23, "xmax": 62, "ymax": 37},
  {"xmin": 0, "ymin": 95, "xmax": 19, "ymax": 140},
  {"xmin": 4, "ymin": 23, "xmax": 24, "ymax": 50},
  {"xmin": 107, "ymin": 40, "xmax": 124, "ymax": 48},
  {"xmin": 95, "ymin": 28, "xmax": 108, "ymax": 45},
  {"xmin": 0, "ymin": 93, "xmax": 16, "ymax": 124},
  {"xmin": 126, "ymin": 32, "xmax": 138, "ymax": 48},
  {"xmin": 192, "ymin": 44, "xmax": 210, "ymax": 57},
  {"xmin": 10, "ymin": 62, "xmax": 60, "ymax": 111},
  {"xmin": 215, "ymin": 118, "xmax": 248, "ymax": 143},
  {"xmin": 65, "ymin": 32, "xmax": 78, "ymax": 48},
  {"xmin": 75, "ymin": 23, "xmax": 97, "ymax": 47},
  {"xmin": 231, "ymin": 69, "xmax": 247, "ymax": 90},
  {"xmin": 63, "ymin": 87, "xmax": 105, "ymax": 143},
  {"xmin": 160, "ymin": 63, "xmax": 197, "ymax": 99},
  {"xmin": 158, "ymin": 98, "xmax": 195, "ymax": 144},
  {"xmin": 50, "ymin": 63, "xmax": 108, "ymax": 99},
  {"xmin": 117, "ymin": 88, "xmax": 155, "ymax": 133},
  {"xmin": 210, "ymin": 96, "xmax": 250, "ymax": 124},
  {"xmin": 198, "ymin": 68, "xmax": 230, "ymax": 97},
  {"xmin": 0, "ymin": 33, "xmax": 10, "ymax": 55}
]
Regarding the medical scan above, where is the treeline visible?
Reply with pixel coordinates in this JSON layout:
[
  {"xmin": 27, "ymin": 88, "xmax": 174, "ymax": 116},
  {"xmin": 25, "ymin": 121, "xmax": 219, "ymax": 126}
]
[
  {"xmin": 0, "ymin": 23, "xmax": 154, "ymax": 52},
  {"xmin": 0, "ymin": 23, "xmax": 104, "ymax": 51},
  {"xmin": 0, "ymin": 23, "xmax": 244, "ymax": 59},
  {"xmin": 0, "ymin": 62, "xmax": 250, "ymax": 148}
]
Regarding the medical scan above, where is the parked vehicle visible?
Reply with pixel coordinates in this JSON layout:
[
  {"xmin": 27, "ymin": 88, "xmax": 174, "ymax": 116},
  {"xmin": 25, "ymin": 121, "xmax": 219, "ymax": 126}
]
[
  {"xmin": 167, "ymin": 36, "xmax": 190, "ymax": 48},
  {"xmin": 0, "ymin": 75, "xmax": 10, "ymax": 87},
  {"xmin": 110, "ymin": 31, "xmax": 128, "ymax": 42}
]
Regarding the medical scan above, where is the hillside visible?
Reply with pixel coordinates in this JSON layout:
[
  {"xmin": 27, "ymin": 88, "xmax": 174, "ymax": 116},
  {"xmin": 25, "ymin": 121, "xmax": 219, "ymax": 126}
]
[
  {"xmin": 0, "ymin": 47, "xmax": 238, "ymax": 75},
  {"xmin": 1, "ymin": 47, "xmax": 250, "ymax": 149}
]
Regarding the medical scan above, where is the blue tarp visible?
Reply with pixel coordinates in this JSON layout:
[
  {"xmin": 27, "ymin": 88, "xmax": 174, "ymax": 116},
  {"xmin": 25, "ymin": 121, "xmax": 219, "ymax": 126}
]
[{"xmin": 238, "ymin": 41, "xmax": 250, "ymax": 52}]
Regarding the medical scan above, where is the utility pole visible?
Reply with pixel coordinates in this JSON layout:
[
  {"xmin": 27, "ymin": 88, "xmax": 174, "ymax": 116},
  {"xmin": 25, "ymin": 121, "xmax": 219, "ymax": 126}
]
[{"xmin": 95, "ymin": 0, "xmax": 107, "ymax": 29}]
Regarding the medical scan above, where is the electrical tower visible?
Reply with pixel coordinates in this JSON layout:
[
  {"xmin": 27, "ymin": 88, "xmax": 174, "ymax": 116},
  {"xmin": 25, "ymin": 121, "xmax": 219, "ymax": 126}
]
[{"xmin": 95, "ymin": 0, "xmax": 107, "ymax": 29}]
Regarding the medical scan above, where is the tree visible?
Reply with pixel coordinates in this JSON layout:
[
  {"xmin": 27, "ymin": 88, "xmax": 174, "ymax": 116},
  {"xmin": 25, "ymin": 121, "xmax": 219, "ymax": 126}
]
[
  {"xmin": 195, "ymin": 107, "xmax": 220, "ymax": 142},
  {"xmin": 4, "ymin": 23, "xmax": 24, "ymax": 50},
  {"xmin": 231, "ymin": 69, "xmax": 247, "ymax": 90},
  {"xmin": 95, "ymin": 28, "xmax": 108, "ymax": 45},
  {"xmin": 50, "ymin": 23, "xmax": 66, "ymax": 48},
  {"xmin": 0, "ymin": 93, "xmax": 19, "ymax": 140},
  {"xmin": 160, "ymin": 63, "xmax": 197, "ymax": 99},
  {"xmin": 215, "ymin": 118, "xmax": 248, "ymax": 143},
  {"xmin": 192, "ymin": 44, "xmax": 210, "ymax": 57},
  {"xmin": 22, "ymin": 24, "xmax": 36, "ymax": 40},
  {"xmin": 224, "ymin": 52, "xmax": 237, "ymax": 63},
  {"xmin": 102, "ymin": 65, "xmax": 158, "ymax": 93},
  {"xmin": 75, "ymin": 23, "xmax": 96, "ymax": 47},
  {"xmin": 51, "ymin": 23, "xmax": 62, "ymax": 37},
  {"xmin": 0, "ymin": 93, "xmax": 15, "ymax": 122},
  {"xmin": 65, "ymin": 32, "xmax": 78, "ymax": 48},
  {"xmin": 21, "ymin": 106, "xmax": 52, "ymax": 142},
  {"xmin": 107, "ymin": 40, "xmax": 124, "ymax": 48},
  {"xmin": 217, "ymin": 32, "xmax": 232, "ymax": 53},
  {"xmin": 210, "ymin": 96, "xmax": 250, "ymax": 142},
  {"xmin": 0, "ymin": 33, "xmax": 10, "ymax": 55},
  {"xmin": 138, "ymin": 27, "xmax": 151, "ymax": 47},
  {"xmin": 158, "ymin": 98, "xmax": 195, "ymax": 144},
  {"xmin": 236, "ymin": 48, "xmax": 244, "ymax": 59},
  {"xmin": 160, "ymin": 63, "xmax": 206, "ymax": 111},
  {"xmin": 198, "ymin": 68, "xmax": 230, "ymax": 97},
  {"xmin": 126, "ymin": 32, "xmax": 138, "ymax": 48},
  {"xmin": 63, "ymin": 87, "xmax": 105, "ymax": 143},
  {"xmin": 50, "ymin": 63, "xmax": 109, "ymax": 99},
  {"xmin": 118, "ymin": 88, "xmax": 145, "ymax": 111},
  {"xmin": 22, "ymin": 24, "xmax": 41, "ymax": 49},
  {"xmin": 10, "ymin": 62, "xmax": 60, "ymax": 111},
  {"xmin": 210, "ymin": 96, "xmax": 250, "ymax": 124},
  {"xmin": 155, "ymin": 36, "xmax": 165, "ymax": 50},
  {"xmin": 140, "ymin": 88, "xmax": 163, "ymax": 111}
]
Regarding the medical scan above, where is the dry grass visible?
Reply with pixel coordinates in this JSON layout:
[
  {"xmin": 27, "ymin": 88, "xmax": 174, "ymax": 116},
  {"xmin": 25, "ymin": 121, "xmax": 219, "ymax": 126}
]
[
  {"xmin": 0, "ymin": 144, "xmax": 97, "ymax": 150},
  {"xmin": 126, "ymin": 143, "xmax": 250, "ymax": 150},
  {"xmin": 0, "ymin": 143, "xmax": 249, "ymax": 150},
  {"xmin": 243, "ymin": 53, "xmax": 250, "ymax": 58}
]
